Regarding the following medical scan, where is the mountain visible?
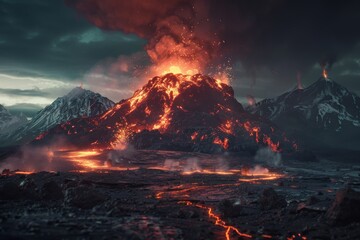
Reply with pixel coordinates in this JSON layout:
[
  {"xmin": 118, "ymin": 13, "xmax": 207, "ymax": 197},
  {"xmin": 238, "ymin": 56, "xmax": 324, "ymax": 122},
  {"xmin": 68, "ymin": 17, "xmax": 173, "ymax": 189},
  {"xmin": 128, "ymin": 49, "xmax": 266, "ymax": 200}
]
[
  {"xmin": 248, "ymin": 76, "xmax": 360, "ymax": 150},
  {"xmin": 0, "ymin": 104, "xmax": 28, "ymax": 134},
  {"xmin": 36, "ymin": 74, "xmax": 297, "ymax": 153},
  {"xmin": 0, "ymin": 87, "xmax": 115, "ymax": 147}
]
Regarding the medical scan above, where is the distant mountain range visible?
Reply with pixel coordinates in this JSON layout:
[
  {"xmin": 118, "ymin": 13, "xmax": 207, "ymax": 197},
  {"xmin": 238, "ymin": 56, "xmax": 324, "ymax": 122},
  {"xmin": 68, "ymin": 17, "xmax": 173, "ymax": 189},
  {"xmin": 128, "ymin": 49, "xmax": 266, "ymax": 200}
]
[
  {"xmin": 0, "ymin": 87, "xmax": 114, "ymax": 147},
  {"xmin": 1, "ymin": 75, "xmax": 359, "ymax": 152},
  {"xmin": 0, "ymin": 104, "xmax": 28, "ymax": 135},
  {"xmin": 248, "ymin": 76, "xmax": 360, "ymax": 150}
]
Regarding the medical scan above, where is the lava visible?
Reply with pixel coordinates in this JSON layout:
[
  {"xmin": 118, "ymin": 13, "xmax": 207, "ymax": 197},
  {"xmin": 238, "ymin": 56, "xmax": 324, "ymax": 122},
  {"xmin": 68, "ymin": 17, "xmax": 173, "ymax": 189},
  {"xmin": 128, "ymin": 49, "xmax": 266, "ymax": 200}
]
[
  {"xmin": 287, "ymin": 233, "xmax": 308, "ymax": 240},
  {"xmin": 38, "ymin": 73, "xmax": 295, "ymax": 153},
  {"xmin": 239, "ymin": 166, "xmax": 283, "ymax": 182},
  {"xmin": 322, "ymin": 68, "xmax": 328, "ymax": 79},
  {"xmin": 180, "ymin": 201, "xmax": 253, "ymax": 240}
]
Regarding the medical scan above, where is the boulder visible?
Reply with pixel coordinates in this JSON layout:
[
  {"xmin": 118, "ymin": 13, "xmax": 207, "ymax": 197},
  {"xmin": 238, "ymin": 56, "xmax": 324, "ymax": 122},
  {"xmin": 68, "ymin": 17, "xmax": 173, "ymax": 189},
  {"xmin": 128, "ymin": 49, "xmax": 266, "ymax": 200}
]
[
  {"xmin": 64, "ymin": 186, "xmax": 106, "ymax": 209},
  {"xmin": 326, "ymin": 187, "xmax": 360, "ymax": 225},
  {"xmin": 259, "ymin": 188, "xmax": 287, "ymax": 210}
]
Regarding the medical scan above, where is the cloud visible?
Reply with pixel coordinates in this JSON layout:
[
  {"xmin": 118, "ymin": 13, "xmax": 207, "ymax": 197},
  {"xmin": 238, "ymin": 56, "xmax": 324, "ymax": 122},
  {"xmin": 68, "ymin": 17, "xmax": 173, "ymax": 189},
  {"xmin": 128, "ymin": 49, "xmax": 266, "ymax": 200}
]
[
  {"xmin": 6, "ymin": 103, "xmax": 43, "ymax": 118},
  {"xmin": 0, "ymin": 88, "xmax": 48, "ymax": 97},
  {"xmin": 0, "ymin": 0, "xmax": 146, "ymax": 82}
]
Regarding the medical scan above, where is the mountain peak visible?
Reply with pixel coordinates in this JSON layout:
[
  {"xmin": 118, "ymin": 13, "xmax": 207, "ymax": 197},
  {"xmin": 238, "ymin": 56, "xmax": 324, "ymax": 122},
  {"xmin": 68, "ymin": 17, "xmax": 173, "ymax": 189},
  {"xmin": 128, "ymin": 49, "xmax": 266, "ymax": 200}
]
[
  {"xmin": 0, "ymin": 88, "xmax": 115, "ymax": 147},
  {"xmin": 248, "ymin": 76, "xmax": 360, "ymax": 149},
  {"xmin": 0, "ymin": 104, "xmax": 7, "ymax": 113},
  {"xmin": 0, "ymin": 104, "xmax": 28, "ymax": 135},
  {"xmin": 65, "ymin": 87, "xmax": 91, "ymax": 99}
]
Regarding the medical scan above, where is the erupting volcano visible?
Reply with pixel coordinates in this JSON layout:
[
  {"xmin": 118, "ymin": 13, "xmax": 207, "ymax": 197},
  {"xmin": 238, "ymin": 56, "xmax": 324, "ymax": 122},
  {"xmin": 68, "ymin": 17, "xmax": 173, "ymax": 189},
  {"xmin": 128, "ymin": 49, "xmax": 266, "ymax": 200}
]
[
  {"xmin": 36, "ymin": 73, "xmax": 295, "ymax": 153},
  {"xmin": 2, "ymin": 1, "xmax": 360, "ymax": 240}
]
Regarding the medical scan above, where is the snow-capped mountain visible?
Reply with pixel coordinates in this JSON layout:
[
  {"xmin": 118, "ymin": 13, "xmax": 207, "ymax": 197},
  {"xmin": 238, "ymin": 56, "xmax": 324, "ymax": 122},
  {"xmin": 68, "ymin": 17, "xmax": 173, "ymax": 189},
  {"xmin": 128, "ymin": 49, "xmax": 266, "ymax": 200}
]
[
  {"xmin": 248, "ymin": 76, "xmax": 360, "ymax": 150},
  {"xmin": 0, "ymin": 104, "xmax": 28, "ymax": 134},
  {"xmin": 0, "ymin": 87, "xmax": 114, "ymax": 146}
]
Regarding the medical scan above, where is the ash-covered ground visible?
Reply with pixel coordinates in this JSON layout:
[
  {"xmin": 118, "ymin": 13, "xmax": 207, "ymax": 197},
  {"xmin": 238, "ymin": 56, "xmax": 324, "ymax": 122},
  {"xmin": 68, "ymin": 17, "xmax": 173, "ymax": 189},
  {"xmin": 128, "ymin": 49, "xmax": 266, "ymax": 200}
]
[{"xmin": 1, "ymin": 150, "xmax": 360, "ymax": 240}]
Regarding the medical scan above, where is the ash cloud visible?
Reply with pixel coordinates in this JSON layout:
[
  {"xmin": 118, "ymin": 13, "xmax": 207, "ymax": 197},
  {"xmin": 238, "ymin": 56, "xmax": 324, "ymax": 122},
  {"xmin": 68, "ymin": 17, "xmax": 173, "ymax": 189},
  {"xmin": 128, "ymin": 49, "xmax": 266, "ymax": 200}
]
[
  {"xmin": 66, "ymin": 0, "xmax": 222, "ymax": 75},
  {"xmin": 67, "ymin": 0, "xmax": 360, "ymax": 91}
]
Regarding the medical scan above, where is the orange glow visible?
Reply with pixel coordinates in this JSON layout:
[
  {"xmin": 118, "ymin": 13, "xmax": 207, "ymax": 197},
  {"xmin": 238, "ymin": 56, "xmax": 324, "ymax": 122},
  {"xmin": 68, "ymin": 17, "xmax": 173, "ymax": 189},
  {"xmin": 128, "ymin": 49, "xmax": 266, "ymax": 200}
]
[
  {"xmin": 213, "ymin": 137, "xmax": 229, "ymax": 150},
  {"xmin": 182, "ymin": 169, "xmax": 235, "ymax": 175},
  {"xmin": 322, "ymin": 68, "xmax": 328, "ymax": 79},
  {"xmin": 242, "ymin": 121, "xmax": 280, "ymax": 152},
  {"xmin": 287, "ymin": 233, "xmax": 307, "ymax": 240},
  {"xmin": 14, "ymin": 171, "xmax": 35, "ymax": 175},
  {"xmin": 239, "ymin": 166, "xmax": 283, "ymax": 182},
  {"xmin": 180, "ymin": 201, "xmax": 253, "ymax": 239},
  {"xmin": 58, "ymin": 150, "xmax": 138, "ymax": 172},
  {"xmin": 191, "ymin": 131, "xmax": 198, "ymax": 140}
]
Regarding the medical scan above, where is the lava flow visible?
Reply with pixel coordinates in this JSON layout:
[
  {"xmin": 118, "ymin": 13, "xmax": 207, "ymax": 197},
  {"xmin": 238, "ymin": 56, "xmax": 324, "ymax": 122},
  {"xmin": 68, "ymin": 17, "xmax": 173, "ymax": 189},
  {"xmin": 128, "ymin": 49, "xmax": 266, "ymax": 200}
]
[
  {"xmin": 38, "ymin": 72, "xmax": 296, "ymax": 154},
  {"xmin": 322, "ymin": 68, "xmax": 328, "ymax": 79},
  {"xmin": 180, "ymin": 201, "xmax": 253, "ymax": 240}
]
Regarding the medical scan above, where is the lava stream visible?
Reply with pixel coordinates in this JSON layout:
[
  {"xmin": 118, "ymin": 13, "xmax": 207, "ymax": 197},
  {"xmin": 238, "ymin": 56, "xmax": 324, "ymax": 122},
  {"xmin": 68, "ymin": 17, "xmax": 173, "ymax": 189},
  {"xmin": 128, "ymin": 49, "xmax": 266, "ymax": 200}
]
[{"xmin": 179, "ymin": 201, "xmax": 253, "ymax": 239}]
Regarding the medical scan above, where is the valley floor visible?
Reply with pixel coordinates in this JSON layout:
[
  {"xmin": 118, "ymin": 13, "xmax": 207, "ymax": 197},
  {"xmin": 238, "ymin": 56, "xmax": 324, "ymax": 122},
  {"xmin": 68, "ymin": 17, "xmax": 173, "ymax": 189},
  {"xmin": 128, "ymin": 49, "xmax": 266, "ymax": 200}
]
[{"xmin": 0, "ymin": 150, "xmax": 360, "ymax": 239}]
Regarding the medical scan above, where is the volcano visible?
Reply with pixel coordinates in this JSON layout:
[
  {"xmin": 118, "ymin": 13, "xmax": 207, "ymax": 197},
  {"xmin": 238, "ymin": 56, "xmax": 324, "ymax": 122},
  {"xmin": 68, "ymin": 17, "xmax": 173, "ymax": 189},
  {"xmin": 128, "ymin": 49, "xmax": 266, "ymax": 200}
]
[
  {"xmin": 36, "ymin": 74, "xmax": 296, "ymax": 153},
  {"xmin": 248, "ymin": 76, "xmax": 360, "ymax": 150}
]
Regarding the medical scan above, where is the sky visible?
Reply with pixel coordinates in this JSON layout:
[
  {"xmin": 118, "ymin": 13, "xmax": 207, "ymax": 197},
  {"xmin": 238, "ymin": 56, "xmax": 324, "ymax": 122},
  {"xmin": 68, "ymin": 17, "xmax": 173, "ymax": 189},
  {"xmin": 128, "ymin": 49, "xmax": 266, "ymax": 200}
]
[{"xmin": 1, "ymin": 0, "xmax": 360, "ymax": 116}]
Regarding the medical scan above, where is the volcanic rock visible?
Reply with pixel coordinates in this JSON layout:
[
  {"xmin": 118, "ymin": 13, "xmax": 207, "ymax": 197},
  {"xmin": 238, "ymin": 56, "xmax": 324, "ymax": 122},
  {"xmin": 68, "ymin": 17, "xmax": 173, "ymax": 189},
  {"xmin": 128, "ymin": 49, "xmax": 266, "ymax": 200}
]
[
  {"xmin": 41, "ymin": 181, "xmax": 63, "ymax": 200},
  {"xmin": 259, "ymin": 188, "xmax": 287, "ymax": 210},
  {"xmin": 64, "ymin": 186, "xmax": 107, "ymax": 209},
  {"xmin": 0, "ymin": 182, "xmax": 22, "ymax": 200},
  {"xmin": 19, "ymin": 177, "xmax": 38, "ymax": 199},
  {"xmin": 218, "ymin": 199, "xmax": 243, "ymax": 217},
  {"xmin": 326, "ymin": 187, "xmax": 360, "ymax": 225}
]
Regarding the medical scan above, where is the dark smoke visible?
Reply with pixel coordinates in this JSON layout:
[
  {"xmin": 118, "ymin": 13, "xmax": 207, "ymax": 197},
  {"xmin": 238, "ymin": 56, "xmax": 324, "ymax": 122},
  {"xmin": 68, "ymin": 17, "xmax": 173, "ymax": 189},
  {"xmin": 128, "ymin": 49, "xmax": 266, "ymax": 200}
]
[
  {"xmin": 66, "ymin": 0, "xmax": 222, "ymax": 74},
  {"xmin": 66, "ymin": 0, "xmax": 360, "ymax": 84}
]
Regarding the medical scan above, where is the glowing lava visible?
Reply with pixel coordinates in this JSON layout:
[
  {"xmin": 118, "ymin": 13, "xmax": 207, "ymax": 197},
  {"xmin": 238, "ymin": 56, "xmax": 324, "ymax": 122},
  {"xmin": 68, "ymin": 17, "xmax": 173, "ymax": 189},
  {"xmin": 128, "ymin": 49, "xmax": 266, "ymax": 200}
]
[
  {"xmin": 39, "ymin": 73, "xmax": 296, "ymax": 153},
  {"xmin": 322, "ymin": 68, "xmax": 328, "ymax": 79},
  {"xmin": 180, "ymin": 201, "xmax": 253, "ymax": 240}
]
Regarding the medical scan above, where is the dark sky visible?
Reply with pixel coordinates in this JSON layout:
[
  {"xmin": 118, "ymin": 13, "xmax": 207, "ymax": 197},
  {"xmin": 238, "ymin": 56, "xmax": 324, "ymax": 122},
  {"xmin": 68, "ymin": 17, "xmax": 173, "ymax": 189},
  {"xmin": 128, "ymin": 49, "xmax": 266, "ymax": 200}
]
[{"xmin": 1, "ymin": 0, "xmax": 360, "ymax": 112}]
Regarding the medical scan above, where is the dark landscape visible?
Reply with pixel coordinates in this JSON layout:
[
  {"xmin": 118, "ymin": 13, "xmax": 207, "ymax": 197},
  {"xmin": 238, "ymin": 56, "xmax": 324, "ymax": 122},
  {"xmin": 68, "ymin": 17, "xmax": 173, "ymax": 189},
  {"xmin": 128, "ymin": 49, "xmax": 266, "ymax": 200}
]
[{"xmin": 1, "ymin": 0, "xmax": 360, "ymax": 239}]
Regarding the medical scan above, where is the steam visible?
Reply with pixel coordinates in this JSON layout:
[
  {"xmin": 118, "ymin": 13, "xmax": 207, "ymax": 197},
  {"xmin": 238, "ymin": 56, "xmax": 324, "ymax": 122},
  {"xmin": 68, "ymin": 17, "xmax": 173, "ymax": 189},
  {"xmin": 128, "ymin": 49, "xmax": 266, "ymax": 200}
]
[
  {"xmin": 0, "ymin": 137, "xmax": 73, "ymax": 172},
  {"xmin": 161, "ymin": 156, "xmax": 229, "ymax": 173},
  {"xmin": 214, "ymin": 156, "xmax": 229, "ymax": 172},
  {"xmin": 246, "ymin": 95, "xmax": 256, "ymax": 107},
  {"xmin": 107, "ymin": 144, "xmax": 136, "ymax": 165},
  {"xmin": 84, "ymin": 52, "xmax": 149, "ymax": 101},
  {"xmin": 241, "ymin": 165, "xmax": 270, "ymax": 176},
  {"xmin": 254, "ymin": 147, "xmax": 282, "ymax": 167},
  {"xmin": 183, "ymin": 157, "xmax": 202, "ymax": 172}
]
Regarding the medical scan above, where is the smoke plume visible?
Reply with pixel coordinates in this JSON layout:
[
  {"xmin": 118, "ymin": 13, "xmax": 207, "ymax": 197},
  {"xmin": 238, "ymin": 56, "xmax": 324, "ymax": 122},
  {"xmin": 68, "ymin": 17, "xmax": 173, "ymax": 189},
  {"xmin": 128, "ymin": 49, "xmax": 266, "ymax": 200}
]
[
  {"xmin": 254, "ymin": 147, "xmax": 282, "ymax": 167},
  {"xmin": 67, "ymin": 0, "xmax": 360, "ymax": 87}
]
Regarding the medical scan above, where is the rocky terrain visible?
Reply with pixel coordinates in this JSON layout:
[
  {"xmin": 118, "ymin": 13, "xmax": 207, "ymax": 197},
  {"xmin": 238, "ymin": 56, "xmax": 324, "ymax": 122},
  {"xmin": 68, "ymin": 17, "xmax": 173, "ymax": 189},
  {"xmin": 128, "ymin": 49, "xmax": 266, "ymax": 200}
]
[{"xmin": 1, "ymin": 150, "xmax": 359, "ymax": 239}]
